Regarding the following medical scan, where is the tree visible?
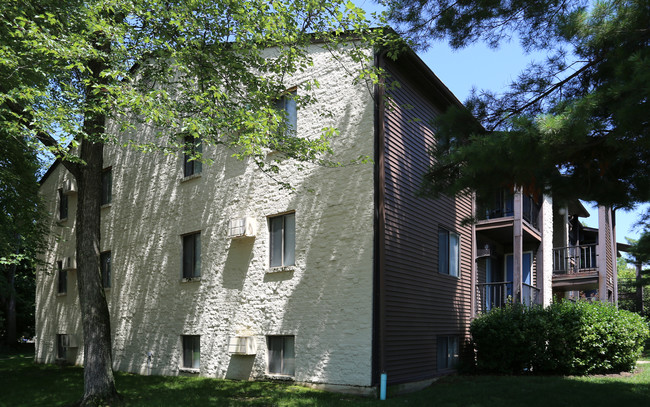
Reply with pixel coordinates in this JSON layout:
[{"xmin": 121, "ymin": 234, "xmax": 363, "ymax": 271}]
[
  {"xmin": 387, "ymin": 0, "xmax": 650, "ymax": 214},
  {"xmin": 0, "ymin": 131, "xmax": 44, "ymax": 345},
  {"xmin": 1, "ymin": 0, "xmax": 391, "ymax": 404}
]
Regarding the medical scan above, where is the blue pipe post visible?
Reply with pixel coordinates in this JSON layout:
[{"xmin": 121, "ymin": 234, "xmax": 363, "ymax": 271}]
[{"xmin": 380, "ymin": 372, "xmax": 387, "ymax": 400}]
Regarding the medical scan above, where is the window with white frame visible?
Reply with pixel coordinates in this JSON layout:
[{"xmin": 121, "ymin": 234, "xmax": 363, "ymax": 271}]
[
  {"xmin": 182, "ymin": 232, "xmax": 201, "ymax": 278},
  {"xmin": 101, "ymin": 167, "xmax": 112, "ymax": 205},
  {"xmin": 182, "ymin": 335, "xmax": 200, "ymax": 369},
  {"xmin": 267, "ymin": 335, "xmax": 295, "ymax": 376},
  {"xmin": 57, "ymin": 261, "xmax": 67, "ymax": 294},
  {"xmin": 438, "ymin": 228, "xmax": 460, "ymax": 277},
  {"xmin": 183, "ymin": 136, "xmax": 202, "ymax": 177},
  {"xmin": 437, "ymin": 335, "xmax": 459, "ymax": 370},
  {"xmin": 269, "ymin": 213, "xmax": 295, "ymax": 268},
  {"xmin": 100, "ymin": 251, "xmax": 111, "ymax": 288}
]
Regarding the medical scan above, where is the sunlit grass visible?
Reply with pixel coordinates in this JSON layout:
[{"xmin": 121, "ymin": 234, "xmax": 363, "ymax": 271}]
[{"xmin": 1, "ymin": 349, "xmax": 649, "ymax": 407}]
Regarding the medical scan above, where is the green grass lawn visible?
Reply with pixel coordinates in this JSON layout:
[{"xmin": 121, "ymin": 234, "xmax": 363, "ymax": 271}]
[{"xmin": 1, "ymin": 350, "xmax": 649, "ymax": 407}]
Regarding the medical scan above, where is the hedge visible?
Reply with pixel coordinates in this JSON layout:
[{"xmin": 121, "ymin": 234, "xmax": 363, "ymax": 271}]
[{"xmin": 470, "ymin": 301, "xmax": 649, "ymax": 375}]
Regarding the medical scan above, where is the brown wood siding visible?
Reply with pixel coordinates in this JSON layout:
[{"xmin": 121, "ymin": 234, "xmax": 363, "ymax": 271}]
[{"xmin": 381, "ymin": 59, "xmax": 473, "ymax": 384}]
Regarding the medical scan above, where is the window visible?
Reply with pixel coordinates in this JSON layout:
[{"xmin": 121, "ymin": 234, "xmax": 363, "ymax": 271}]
[
  {"xmin": 101, "ymin": 168, "xmax": 112, "ymax": 205},
  {"xmin": 183, "ymin": 136, "xmax": 202, "ymax": 177},
  {"xmin": 269, "ymin": 213, "xmax": 295, "ymax": 267},
  {"xmin": 58, "ymin": 188, "xmax": 68, "ymax": 220},
  {"xmin": 57, "ymin": 261, "xmax": 67, "ymax": 294},
  {"xmin": 267, "ymin": 335, "xmax": 295, "ymax": 376},
  {"xmin": 182, "ymin": 335, "xmax": 200, "ymax": 369},
  {"xmin": 57, "ymin": 334, "xmax": 67, "ymax": 360},
  {"xmin": 437, "ymin": 336, "xmax": 459, "ymax": 371},
  {"xmin": 100, "ymin": 251, "xmax": 111, "ymax": 288},
  {"xmin": 273, "ymin": 90, "xmax": 297, "ymax": 140},
  {"xmin": 438, "ymin": 228, "xmax": 460, "ymax": 277},
  {"xmin": 182, "ymin": 232, "xmax": 201, "ymax": 278}
]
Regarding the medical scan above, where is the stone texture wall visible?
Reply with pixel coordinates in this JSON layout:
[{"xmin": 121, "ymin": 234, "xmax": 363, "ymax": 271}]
[{"xmin": 36, "ymin": 43, "xmax": 376, "ymax": 389}]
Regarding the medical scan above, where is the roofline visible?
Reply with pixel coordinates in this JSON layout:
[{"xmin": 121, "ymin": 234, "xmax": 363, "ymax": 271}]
[{"xmin": 39, "ymin": 158, "xmax": 61, "ymax": 185}]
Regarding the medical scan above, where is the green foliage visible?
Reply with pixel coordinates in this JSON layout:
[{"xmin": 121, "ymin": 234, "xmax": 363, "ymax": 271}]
[
  {"xmin": 471, "ymin": 301, "xmax": 650, "ymax": 375},
  {"xmin": 0, "ymin": 121, "xmax": 44, "ymax": 343},
  {"xmin": 1, "ymin": 0, "xmax": 396, "ymax": 176},
  {"xmin": 390, "ymin": 0, "xmax": 650, "ymax": 221}
]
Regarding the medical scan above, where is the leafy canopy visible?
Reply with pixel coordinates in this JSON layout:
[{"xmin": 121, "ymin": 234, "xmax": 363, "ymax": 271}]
[
  {"xmin": 1, "ymin": 0, "xmax": 394, "ymax": 174},
  {"xmin": 388, "ymin": 0, "xmax": 650, "ymax": 213}
]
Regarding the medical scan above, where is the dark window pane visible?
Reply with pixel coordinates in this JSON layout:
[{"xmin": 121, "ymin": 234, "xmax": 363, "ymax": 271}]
[
  {"xmin": 59, "ymin": 189, "xmax": 68, "ymax": 220},
  {"xmin": 283, "ymin": 213, "xmax": 295, "ymax": 266},
  {"xmin": 183, "ymin": 235, "xmax": 194, "ymax": 278},
  {"xmin": 270, "ymin": 217, "xmax": 283, "ymax": 267},
  {"xmin": 268, "ymin": 336, "xmax": 294, "ymax": 375},
  {"xmin": 183, "ymin": 233, "xmax": 200, "ymax": 278},
  {"xmin": 267, "ymin": 336, "xmax": 282, "ymax": 374},
  {"xmin": 193, "ymin": 234, "xmax": 201, "ymax": 277},
  {"xmin": 183, "ymin": 137, "xmax": 202, "ymax": 177},
  {"xmin": 282, "ymin": 336, "xmax": 295, "ymax": 375},
  {"xmin": 57, "ymin": 261, "xmax": 66, "ymax": 294},
  {"xmin": 101, "ymin": 169, "xmax": 112, "ymax": 205}
]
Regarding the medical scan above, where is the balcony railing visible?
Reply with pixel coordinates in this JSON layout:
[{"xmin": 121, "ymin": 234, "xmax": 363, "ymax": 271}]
[
  {"xmin": 476, "ymin": 281, "xmax": 540, "ymax": 313},
  {"xmin": 476, "ymin": 191, "xmax": 540, "ymax": 229},
  {"xmin": 552, "ymin": 244, "xmax": 598, "ymax": 275},
  {"xmin": 522, "ymin": 195, "xmax": 539, "ymax": 229}
]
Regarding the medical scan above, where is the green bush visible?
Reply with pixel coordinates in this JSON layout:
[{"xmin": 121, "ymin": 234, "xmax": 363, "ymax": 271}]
[{"xmin": 470, "ymin": 301, "xmax": 649, "ymax": 375}]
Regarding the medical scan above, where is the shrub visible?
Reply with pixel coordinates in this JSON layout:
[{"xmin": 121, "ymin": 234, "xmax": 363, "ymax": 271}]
[{"xmin": 470, "ymin": 301, "xmax": 649, "ymax": 375}]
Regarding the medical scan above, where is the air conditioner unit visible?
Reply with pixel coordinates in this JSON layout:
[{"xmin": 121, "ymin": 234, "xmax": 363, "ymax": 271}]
[
  {"xmin": 63, "ymin": 179, "xmax": 77, "ymax": 195},
  {"xmin": 63, "ymin": 256, "xmax": 77, "ymax": 271},
  {"xmin": 476, "ymin": 244, "xmax": 493, "ymax": 259},
  {"xmin": 228, "ymin": 217, "xmax": 257, "ymax": 239},
  {"xmin": 228, "ymin": 336, "xmax": 257, "ymax": 355}
]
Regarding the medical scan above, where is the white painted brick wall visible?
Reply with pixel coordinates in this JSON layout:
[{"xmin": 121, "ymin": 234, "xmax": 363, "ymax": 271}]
[
  {"xmin": 541, "ymin": 195, "xmax": 553, "ymax": 306},
  {"xmin": 36, "ymin": 43, "xmax": 376, "ymax": 388}
]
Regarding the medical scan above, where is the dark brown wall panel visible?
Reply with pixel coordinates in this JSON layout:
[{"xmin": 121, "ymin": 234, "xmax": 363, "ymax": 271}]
[{"xmin": 381, "ymin": 59, "xmax": 473, "ymax": 384}]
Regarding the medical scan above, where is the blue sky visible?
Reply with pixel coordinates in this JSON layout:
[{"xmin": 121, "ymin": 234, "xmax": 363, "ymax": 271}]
[{"xmin": 355, "ymin": 0, "xmax": 647, "ymax": 242}]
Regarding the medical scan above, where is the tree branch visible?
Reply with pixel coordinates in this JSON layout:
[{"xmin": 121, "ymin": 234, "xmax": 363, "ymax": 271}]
[{"xmin": 489, "ymin": 58, "xmax": 600, "ymax": 130}]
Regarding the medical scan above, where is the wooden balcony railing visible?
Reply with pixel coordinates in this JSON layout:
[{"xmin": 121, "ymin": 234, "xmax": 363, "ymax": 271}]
[
  {"xmin": 476, "ymin": 281, "xmax": 540, "ymax": 314},
  {"xmin": 552, "ymin": 244, "xmax": 598, "ymax": 275}
]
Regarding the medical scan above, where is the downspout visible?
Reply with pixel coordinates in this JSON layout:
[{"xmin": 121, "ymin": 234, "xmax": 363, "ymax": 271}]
[
  {"xmin": 373, "ymin": 49, "xmax": 387, "ymax": 395},
  {"xmin": 470, "ymin": 194, "xmax": 476, "ymax": 319},
  {"xmin": 513, "ymin": 190, "xmax": 523, "ymax": 303}
]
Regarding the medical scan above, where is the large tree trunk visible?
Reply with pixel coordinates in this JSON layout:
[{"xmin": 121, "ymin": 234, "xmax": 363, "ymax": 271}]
[
  {"xmin": 71, "ymin": 33, "xmax": 120, "ymax": 405},
  {"xmin": 74, "ymin": 139, "xmax": 119, "ymax": 406},
  {"xmin": 6, "ymin": 262, "xmax": 16, "ymax": 344}
]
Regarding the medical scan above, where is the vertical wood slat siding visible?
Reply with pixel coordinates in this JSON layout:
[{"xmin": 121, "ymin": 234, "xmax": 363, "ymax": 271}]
[{"xmin": 381, "ymin": 60, "xmax": 473, "ymax": 384}]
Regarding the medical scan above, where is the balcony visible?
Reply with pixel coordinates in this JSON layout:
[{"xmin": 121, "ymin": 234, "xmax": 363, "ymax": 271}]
[
  {"xmin": 552, "ymin": 244, "xmax": 597, "ymax": 275},
  {"xmin": 477, "ymin": 191, "xmax": 540, "ymax": 230},
  {"xmin": 552, "ymin": 244, "xmax": 599, "ymax": 291},
  {"xmin": 476, "ymin": 281, "xmax": 540, "ymax": 314}
]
